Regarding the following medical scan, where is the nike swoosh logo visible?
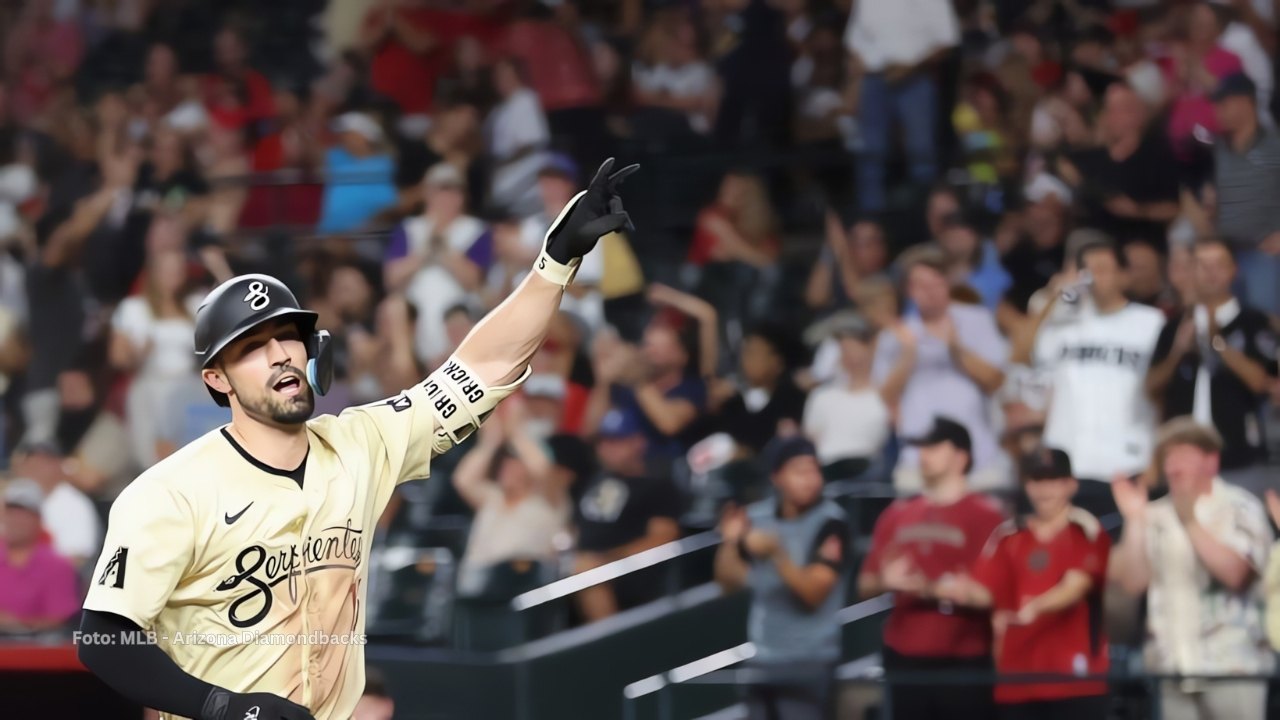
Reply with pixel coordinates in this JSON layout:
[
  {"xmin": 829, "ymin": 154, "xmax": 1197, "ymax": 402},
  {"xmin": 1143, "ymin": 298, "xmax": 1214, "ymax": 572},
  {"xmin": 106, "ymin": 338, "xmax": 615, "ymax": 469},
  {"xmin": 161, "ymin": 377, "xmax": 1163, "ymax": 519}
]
[{"xmin": 224, "ymin": 503, "xmax": 253, "ymax": 525}]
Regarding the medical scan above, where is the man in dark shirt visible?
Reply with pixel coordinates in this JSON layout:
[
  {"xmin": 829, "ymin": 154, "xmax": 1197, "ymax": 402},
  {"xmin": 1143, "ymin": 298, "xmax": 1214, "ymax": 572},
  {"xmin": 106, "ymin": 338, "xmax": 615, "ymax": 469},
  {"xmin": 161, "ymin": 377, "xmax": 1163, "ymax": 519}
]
[
  {"xmin": 25, "ymin": 203, "xmax": 91, "ymax": 448},
  {"xmin": 1064, "ymin": 83, "xmax": 1180, "ymax": 250},
  {"xmin": 1002, "ymin": 174, "xmax": 1070, "ymax": 313},
  {"xmin": 393, "ymin": 100, "xmax": 487, "ymax": 214},
  {"xmin": 605, "ymin": 323, "xmax": 707, "ymax": 465},
  {"xmin": 1146, "ymin": 238, "xmax": 1276, "ymax": 497},
  {"xmin": 717, "ymin": 326, "xmax": 807, "ymax": 456},
  {"xmin": 712, "ymin": 0, "xmax": 791, "ymax": 149},
  {"xmin": 573, "ymin": 408, "xmax": 682, "ymax": 621},
  {"xmin": 85, "ymin": 135, "xmax": 210, "ymax": 305},
  {"xmin": 1210, "ymin": 73, "xmax": 1280, "ymax": 319}
]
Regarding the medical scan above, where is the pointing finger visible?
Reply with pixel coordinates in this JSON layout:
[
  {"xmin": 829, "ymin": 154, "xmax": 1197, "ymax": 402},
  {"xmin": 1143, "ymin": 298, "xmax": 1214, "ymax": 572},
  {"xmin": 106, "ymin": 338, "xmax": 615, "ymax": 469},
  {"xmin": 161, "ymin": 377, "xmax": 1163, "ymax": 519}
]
[
  {"xmin": 589, "ymin": 158, "xmax": 616, "ymax": 189},
  {"xmin": 607, "ymin": 163, "xmax": 641, "ymax": 189}
]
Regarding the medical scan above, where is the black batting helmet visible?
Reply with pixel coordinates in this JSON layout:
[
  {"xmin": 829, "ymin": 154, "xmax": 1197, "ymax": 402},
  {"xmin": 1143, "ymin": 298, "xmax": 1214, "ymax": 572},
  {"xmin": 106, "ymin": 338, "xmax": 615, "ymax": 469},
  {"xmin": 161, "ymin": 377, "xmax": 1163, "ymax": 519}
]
[{"xmin": 194, "ymin": 274, "xmax": 330, "ymax": 407}]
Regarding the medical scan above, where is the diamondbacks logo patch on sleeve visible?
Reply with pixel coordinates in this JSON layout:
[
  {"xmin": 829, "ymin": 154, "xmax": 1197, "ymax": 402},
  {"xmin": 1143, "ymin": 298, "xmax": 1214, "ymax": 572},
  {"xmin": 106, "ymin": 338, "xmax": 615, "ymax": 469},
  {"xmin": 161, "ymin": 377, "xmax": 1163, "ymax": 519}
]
[{"xmin": 98, "ymin": 547, "xmax": 129, "ymax": 588}]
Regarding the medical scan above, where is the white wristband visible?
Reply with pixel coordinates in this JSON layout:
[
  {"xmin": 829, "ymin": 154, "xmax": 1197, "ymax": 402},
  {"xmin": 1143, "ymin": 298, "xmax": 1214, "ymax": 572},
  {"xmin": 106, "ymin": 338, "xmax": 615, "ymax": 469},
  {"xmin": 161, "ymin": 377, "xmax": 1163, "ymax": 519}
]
[
  {"xmin": 423, "ymin": 356, "xmax": 531, "ymax": 444},
  {"xmin": 532, "ymin": 250, "xmax": 580, "ymax": 287}
]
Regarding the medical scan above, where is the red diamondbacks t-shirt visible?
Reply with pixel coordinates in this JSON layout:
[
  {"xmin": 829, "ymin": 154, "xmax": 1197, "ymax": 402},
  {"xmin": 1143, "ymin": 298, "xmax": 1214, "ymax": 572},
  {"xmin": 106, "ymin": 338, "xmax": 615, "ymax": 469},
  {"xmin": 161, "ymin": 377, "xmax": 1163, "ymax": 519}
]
[
  {"xmin": 863, "ymin": 493, "xmax": 1005, "ymax": 658},
  {"xmin": 971, "ymin": 513, "xmax": 1111, "ymax": 703}
]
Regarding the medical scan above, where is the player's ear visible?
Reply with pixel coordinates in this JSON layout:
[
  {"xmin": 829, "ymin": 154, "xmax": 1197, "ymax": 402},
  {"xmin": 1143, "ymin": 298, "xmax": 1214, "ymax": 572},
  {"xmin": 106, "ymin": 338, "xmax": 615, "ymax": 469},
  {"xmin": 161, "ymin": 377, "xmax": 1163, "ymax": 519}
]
[{"xmin": 202, "ymin": 366, "xmax": 232, "ymax": 396}]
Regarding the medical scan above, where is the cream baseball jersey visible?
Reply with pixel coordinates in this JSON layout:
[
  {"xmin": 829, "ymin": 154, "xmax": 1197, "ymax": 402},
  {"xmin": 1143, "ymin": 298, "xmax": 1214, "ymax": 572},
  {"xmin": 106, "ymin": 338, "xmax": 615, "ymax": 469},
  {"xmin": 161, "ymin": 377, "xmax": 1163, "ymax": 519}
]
[{"xmin": 83, "ymin": 358, "xmax": 529, "ymax": 720}]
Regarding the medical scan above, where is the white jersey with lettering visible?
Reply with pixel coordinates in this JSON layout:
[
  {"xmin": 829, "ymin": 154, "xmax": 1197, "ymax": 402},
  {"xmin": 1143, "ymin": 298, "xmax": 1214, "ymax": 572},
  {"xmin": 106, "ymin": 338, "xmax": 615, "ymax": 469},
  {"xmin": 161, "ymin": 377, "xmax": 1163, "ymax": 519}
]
[
  {"xmin": 83, "ymin": 358, "xmax": 528, "ymax": 720},
  {"xmin": 1035, "ymin": 302, "xmax": 1164, "ymax": 479}
]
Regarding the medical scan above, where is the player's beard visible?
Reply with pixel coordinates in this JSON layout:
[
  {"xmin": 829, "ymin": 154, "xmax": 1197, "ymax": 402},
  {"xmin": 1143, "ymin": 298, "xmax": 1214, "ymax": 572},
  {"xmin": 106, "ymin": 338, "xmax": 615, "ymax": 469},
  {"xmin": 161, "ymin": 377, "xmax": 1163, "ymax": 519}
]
[{"xmin": 231, "ymin": 368, "xmax": 316, "ymax": 425}]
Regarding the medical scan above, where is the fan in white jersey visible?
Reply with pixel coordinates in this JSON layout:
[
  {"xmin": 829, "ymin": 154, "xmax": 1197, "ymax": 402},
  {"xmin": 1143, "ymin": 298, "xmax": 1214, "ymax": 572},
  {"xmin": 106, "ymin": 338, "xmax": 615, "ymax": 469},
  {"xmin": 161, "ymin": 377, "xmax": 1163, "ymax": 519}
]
[{"xmin": 1034, "ymin": 236, "xmax": 1164, "ymax": 517}]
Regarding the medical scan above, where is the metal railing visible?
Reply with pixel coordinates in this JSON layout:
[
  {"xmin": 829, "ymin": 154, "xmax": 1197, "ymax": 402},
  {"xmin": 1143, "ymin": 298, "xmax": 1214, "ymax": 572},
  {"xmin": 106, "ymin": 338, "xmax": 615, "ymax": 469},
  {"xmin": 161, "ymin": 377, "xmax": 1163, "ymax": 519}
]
[
  {"xmin": 622, "ymin": 643, "xmax": 759, "ymax": 703},
  {"xmin": 676, "ymin": 660, "xmax": 1280, "ymax": 720},
  {"xmin": 622, "ymin": 593, "xmax": 894, "ymax": 720},
  {"xmin": 511, "ymin": 531, "xmax": 722, "ymax": 613}
]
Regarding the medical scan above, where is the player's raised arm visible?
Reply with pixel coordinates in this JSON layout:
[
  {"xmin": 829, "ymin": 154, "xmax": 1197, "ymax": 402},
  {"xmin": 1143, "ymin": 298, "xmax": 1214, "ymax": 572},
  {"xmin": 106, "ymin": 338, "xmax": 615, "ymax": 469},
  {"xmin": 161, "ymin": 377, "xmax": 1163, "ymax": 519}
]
[
  {"xmin": 455, "ymin": 158, "xmax": 638, "ymax": 385},
  {"xmin": 418, "ymin": 159, "xmax": 639, "ymax": 448}
]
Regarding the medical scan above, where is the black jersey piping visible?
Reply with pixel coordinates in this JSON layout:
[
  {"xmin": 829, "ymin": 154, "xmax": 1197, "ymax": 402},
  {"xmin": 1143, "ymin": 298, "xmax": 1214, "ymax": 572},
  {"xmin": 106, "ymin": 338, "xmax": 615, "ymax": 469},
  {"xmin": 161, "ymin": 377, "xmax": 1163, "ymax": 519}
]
[{"xmin": 220, "ymin": 427, "xmax": 308, "ymax": 487}]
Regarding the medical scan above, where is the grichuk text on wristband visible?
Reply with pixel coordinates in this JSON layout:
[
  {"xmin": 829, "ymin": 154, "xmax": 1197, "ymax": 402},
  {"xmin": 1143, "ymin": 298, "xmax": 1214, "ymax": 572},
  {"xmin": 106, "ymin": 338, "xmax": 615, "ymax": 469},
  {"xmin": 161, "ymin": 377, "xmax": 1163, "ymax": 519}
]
[{"xmin": 422, "ymin": 355, "xmax": 530, "ymax": 444}]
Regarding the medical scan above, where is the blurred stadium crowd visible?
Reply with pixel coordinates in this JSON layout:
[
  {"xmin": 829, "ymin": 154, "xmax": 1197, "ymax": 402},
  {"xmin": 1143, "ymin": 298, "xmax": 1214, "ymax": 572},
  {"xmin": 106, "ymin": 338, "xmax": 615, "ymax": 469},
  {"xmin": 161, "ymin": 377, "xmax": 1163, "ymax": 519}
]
[{"xmin": 3, "ymin": 0, "xmax": 1280, "ymax": 718}]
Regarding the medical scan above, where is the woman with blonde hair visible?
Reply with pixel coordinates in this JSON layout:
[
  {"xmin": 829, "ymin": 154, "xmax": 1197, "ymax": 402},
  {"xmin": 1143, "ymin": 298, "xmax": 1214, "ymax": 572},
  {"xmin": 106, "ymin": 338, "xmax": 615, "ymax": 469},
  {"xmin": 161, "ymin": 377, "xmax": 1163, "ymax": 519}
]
[
  {"xmin": 689, "ymin": 170, "xmax": 779, "ymax": 267},
  {"xmin": 109, "ymin": 247, "xmax": 202, "ymax": 468},
  {"xmin": 687, "ymin": 169, "xmax": 781, "ymax": 330}
]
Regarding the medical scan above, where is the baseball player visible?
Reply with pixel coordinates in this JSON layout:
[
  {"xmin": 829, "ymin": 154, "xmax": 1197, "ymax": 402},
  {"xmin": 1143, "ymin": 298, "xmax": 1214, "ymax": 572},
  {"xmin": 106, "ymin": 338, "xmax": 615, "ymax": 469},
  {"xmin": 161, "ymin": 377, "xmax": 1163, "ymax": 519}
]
[{"xmin": 75, "ymin": 159, "xmax": 639, "ymax": 720}]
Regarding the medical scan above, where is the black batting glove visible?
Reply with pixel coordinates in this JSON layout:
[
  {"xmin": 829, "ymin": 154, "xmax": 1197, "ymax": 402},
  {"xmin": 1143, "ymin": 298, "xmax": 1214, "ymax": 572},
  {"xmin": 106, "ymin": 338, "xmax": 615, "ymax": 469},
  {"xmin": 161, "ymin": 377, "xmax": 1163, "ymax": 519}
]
[
  {"xmin": 543, "ymin": 157, "xmax": 640, "ymax": 266},
  {"xmin": 201, "ymin": 687, "xmax": 317, "ymax": 720}
]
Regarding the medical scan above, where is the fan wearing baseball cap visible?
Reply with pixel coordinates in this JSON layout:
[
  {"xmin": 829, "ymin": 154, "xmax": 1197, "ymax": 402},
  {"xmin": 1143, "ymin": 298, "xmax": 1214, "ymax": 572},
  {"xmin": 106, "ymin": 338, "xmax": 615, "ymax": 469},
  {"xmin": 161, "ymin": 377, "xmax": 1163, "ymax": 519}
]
[
  {"xmin": 937, "ymin": 447, "xmax": 1111, "ymax": 720},
  {"xmin": 715, "ymin": 434, "xmax": 851, "ymax": 719},
  {"xmin": 858, "ymin": 416, "xmax": 1006, "ymax": 720},
  {"xmin": 572, "ymin": 408, "xmax": 682, "ymax": 621},
  {"xmin": 317, "ymin": 112, "xmax": 397, "ymax": 234},
  {"xmin": 0, "ymin": 479, "xmax": 82, "ymax": 632}
]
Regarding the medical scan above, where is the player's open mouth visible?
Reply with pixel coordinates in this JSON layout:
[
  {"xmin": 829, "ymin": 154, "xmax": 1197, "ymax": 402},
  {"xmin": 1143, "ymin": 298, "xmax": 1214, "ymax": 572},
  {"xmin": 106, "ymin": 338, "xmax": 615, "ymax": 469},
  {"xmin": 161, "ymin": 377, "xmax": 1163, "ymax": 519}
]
[{"xmin": 273, "ymin": 375, "xmax": 303, "ymax": 397}]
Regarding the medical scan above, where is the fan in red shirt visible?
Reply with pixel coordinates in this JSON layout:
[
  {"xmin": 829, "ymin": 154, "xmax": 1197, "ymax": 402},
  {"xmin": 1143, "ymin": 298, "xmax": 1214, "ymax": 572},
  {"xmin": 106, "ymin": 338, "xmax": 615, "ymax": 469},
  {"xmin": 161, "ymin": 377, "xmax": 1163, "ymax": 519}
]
[
  {"xmin": 939, "ymin": 447, "xmax": 1110, "ymax": 720},
  {"xmin": 360, "ymin": 1, "xmax": 501, "ymax": 118},
  {"xmin": 502, "ymin": 10, "xmax": 600, "ymax": 114},
  {"xmin": 201, "ymin": 27, "xmax": 275, "ymax": 134},
  {"xmin": 859, "ymin": 417, "xmax": 1005, "ymax": 720},
  {"xmin": 687, "ymin": 171, "xmax": 780, "ymax": 269}
]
